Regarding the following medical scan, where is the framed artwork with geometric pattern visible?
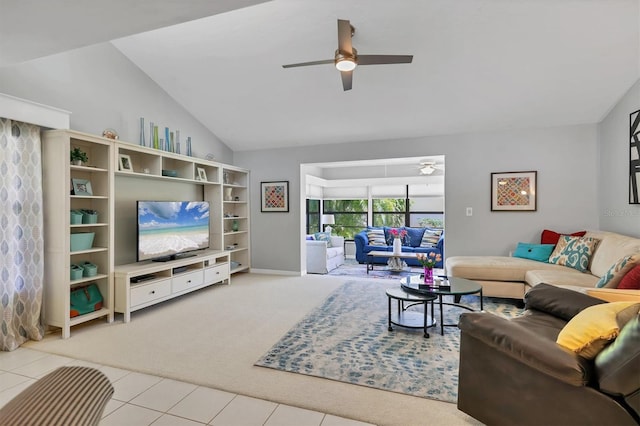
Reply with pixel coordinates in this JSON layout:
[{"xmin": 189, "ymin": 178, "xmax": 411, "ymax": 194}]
[
  {"xmin": 491, "ymin": 171, "xmax": 537, "ymax": 211},
  {"xmin": 261, "ymin": 181, "xmax": 289, "ymax": 212}
]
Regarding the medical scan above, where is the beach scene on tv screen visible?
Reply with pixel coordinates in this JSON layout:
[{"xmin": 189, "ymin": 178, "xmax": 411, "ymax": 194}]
[{"xmin": 138, "ymin": 201, "xmax": 209, "ymax": 260}]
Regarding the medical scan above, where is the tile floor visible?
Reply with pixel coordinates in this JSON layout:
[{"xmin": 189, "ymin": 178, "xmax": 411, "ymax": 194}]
[{"xmin": 0, "ymin": 348, "xmax": 374, "ymax": 426}]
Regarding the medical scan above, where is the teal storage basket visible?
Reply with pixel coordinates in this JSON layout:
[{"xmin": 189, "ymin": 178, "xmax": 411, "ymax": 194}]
[
  {"xmin": 82, "ymin": 262, "xmax": 98, "ymax": 277},
  {"xmin": 70, "ymin": 264, "xmax": 84, "ymax": 280},
  {"xmin": 70, "ymin": 210, "xmax": 83, "ymax": 225},
  {"xmin": 70, "ymin": 232, "xmax": 95, "ymax": 252},
  {"xmin": 82, "ymin": 210, "xmax": 98, "ymax": 224}
]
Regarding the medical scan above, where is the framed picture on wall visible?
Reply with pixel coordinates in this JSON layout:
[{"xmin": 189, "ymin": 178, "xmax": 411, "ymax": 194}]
[
  {"xmin": 261, "ymin": 181, "xmax": 289, "ymax": 212},
  {"xmin": 630, "ymin": 109, "xmax": 639, "ymax": 204},
  {"xmin": 491, "ymin": 171, "xmax": 537, "ymax": 211}
]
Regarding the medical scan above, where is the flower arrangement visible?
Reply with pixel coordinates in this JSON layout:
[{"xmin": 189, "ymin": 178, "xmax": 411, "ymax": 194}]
[
  {"xmin": 416, "ymin": 252, "xmax": 442, "ymax": 268},
  {"xmin": 389, "ymin": 228, "xmax": 407, "ymax": 239}
]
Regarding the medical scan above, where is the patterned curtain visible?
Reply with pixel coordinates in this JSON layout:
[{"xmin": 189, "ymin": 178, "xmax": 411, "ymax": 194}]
[{"xmin": 0, "ymin": 118, "xmax": 44, "ymax": 351}]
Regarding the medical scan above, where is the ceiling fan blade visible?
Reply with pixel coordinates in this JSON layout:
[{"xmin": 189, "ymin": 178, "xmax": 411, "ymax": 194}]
[
  {"xmin": 337, "ymin": 19, "xmax": 353, "ymax": 54},
  {"xmin": 282, "ymin": 59, "xmax": 334, "ymax": 68},
  {"xmin": 358, "ymin": 54, "xmax": 413, "ymax": 65},
  {"xmin": 340, "ymin": 70, "xmax": 353, "ymax": 91}
]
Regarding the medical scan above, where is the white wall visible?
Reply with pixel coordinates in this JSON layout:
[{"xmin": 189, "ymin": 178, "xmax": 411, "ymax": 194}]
[
  {"xmin": 598, "ymin": 79, "xmax": 640, "ymax": 237},
  {"xmin": 236, "ymin": 124, "xmax": 600, "ymax": 272},
  {"xmin": 0, "ymin": 43, "xmax": 233, "ymax": 163}
]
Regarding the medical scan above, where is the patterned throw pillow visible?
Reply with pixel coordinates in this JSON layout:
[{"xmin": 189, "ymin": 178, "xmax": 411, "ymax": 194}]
[
  {"xmin": 618, "ymin": 264, "xmax": 640, "ymax": 289},
  {"xmin": 420, "ymin": 229, "xmax": 443, "ymax": 248},
  {"xmin": 366, "ymin": 228, "xmax": 386, "ymax": 246},
  {"xmin": 314, "ymin": 232, "xmax": 332, "ymax": 247},
  {"xmin": 548, "ymin": 236, "xmax": 600, "ymax": 273},
  {"xmin": 596, "ymin": 254, "xmax": 640, "ymax": 288}
]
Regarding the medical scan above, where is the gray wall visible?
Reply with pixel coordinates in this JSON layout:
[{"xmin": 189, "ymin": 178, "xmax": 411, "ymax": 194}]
[
  {"xmin": 235, "ymin": 124, "xmax": 600, "ymax": 272},
  {"xmin": 0, "ymin": 43, "xmax": 233, "ymax": 163},
  {"xmin": 598, "ymin": 79, "xmax": 640, "ymax": 237}
]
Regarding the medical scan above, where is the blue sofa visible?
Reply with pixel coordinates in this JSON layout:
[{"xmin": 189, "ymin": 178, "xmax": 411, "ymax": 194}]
[{"xmin": 354, "ymin": 226, "xmax": 444, "ymax": 268}]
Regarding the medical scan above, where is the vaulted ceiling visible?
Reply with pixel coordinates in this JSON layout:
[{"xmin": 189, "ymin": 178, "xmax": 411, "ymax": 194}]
[{"xmin": 2, "ymin": 0, "xmax": 639, "ymax": 152}]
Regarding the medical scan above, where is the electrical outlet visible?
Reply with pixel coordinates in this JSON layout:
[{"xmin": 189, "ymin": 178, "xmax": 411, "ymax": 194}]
[{"xmin": 466, "ymin": 207, "xmax": 473, "ymax": 216}]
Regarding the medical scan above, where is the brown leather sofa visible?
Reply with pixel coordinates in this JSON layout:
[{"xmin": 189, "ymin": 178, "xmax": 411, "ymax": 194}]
[{"xmin": 457, "ymin": 284, "xmax": 640, "ymax": 426}]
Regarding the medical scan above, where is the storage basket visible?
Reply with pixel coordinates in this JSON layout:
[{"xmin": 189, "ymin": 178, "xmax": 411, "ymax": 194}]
[
  {"xmin": 70, "ymin": 210, "xmax": 83, "ymax": 225},
  {"xmin": 82, "ymin": 262, "xmax": 98, "ymax": 277},
  {"xmin": 70, "ymin": 232, "xmax": 95, "ymax": 252},
  {"xmin": 70, "ymin": 264, "xmax": 84, "ymax": 280},
  {"xmin": 82, "ymin": 210, "xmax": 98, "ymax": 224}
]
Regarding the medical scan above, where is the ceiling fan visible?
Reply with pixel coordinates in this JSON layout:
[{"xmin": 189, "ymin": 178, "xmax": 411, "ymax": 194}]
[
  {"xmin": 418, "ymin": 161, "xmax": 444, "ymax": 175},
  {"xmin": 282, "ymin": 19, "xmax": 413, "ymax": 91}
]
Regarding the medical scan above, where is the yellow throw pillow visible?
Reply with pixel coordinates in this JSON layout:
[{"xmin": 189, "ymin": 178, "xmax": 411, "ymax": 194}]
[{"xmin": 556, "ymin": 301, "xmax": 640, "ymax": 359}]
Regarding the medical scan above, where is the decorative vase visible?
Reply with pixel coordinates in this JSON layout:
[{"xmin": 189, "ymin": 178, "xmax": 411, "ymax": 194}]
[
  {"xmin": 224, "ymin": 187, "xmax": 233, "ymax": 201},
  {"xmin": 165, "ymin": 127, "xmax": 171, "ymax": 151},
  {"xmin": 186, "ymin": 136, "xmax": 192, "ymax": 156},
  {"xmin": 153, "ymin": 125, "xmax": 159, "ymax": 149},
  {"xmin": 392, "ymin": 237, "xmax": 402, "ymax": 255},
  {"xmin": 232, "ymin": 220, "xmax": 239, "ymax": 232},
  {"xmin": 424, "ymin": 267, "xmax": 434, "ymax": 284},
  {"xmin": 139, "ymin": 117, "xmax": 145, "ymax": 146}
]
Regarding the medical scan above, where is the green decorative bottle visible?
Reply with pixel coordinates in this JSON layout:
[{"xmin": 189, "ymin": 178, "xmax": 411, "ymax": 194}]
[{"xmin": 232, "ymin": 220, "xmax": 239, "ymax": 232}]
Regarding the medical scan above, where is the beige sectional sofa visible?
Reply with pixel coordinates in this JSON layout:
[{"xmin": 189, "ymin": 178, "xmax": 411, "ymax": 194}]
[{"xmin": 446, "ymin": 230, "xmax": 640, "ymax": 301}]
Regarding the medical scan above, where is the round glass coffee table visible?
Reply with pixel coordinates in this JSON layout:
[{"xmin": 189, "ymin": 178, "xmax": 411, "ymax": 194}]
[{"xmin": 400, "ymin": 275, "xmax": 483, "ymax": 335}]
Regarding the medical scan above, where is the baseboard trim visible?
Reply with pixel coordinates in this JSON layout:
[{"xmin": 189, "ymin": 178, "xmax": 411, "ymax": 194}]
[{"xmin": 249, "ymin": 268, "xmax": 301, "ymax": 276}]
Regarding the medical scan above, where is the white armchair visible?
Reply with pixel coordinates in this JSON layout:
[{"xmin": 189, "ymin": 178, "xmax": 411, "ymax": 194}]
[{"xmin": 306, "ymin": 235, "xmax": 345, "ymax": 274}]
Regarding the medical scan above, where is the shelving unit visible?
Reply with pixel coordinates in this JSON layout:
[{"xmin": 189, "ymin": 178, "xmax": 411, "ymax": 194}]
[
  {"xmin": 220, "ymin": 167, "xmax": 251, "ymax": 273},
  {"xmin": 42, "ymin": 130, "xmax": 251, "ymax": 334},
  {"xmin": 42, "ymin": 130, "xmax": 115, "ymax": 339},
  {"xmin": 114, "ymin": 250, "xmax": 229, "ymax": 322}
]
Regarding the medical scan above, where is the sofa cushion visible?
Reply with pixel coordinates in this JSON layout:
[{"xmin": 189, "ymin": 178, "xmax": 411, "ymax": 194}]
[
  {"xmin": 548, "ymin": 235, "xmax": 600, "ymax": 273},
  {"xmin": 366, "ymin": 228, "xmax": 386, "ymax": 246},
  {"xmin": 618, "ymin": 265, "xmax": 640, "ymax": 289},
  {"xmin": 404, "ymin": 227, "xmax": 426, "ymax": 247},
  {"xmin": 524, "ymin": 283, "xmax": 606, "ymax": 321},
  {"xmin": 314, "ymin": 231, "xmax": 332, "ymax": 247},
  {"xmin": 525, "ymin": 269, "xmax": 599, "ymax": 288},
  {"xmin": 596, "ymin": 254, "xmax": 640, "ymax": 289},
  {"xmin": 446, "ymin": 256, "xmax": 562, "ymax": 282},
  {"xmin": 541, "ymin": 229, "xmax": 586, "ymax": 245},
  {"xmin": 420, "ymin": 228, "xmax": 443, "ymax": 248},
  {"xmin": 585, "ymin": 231, "xmax": 640, "ymax": 278},
  {"xmin": 513, "ymin": 243, "xmax": 555, "ymax": 262},
  {"xmin": 556, "ymin": 301, "xmax": 640, "ymax": 359},
  {"xmin": 326, "ymin": 246, "xmax": 343, "ymax": 259}
]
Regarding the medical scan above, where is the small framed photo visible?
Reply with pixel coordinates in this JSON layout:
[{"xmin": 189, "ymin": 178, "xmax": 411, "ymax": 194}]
[
  {"xmin": 261, "ymin": 181, "xmax": 289, "ymax": 212},
  {"xmin": 491, "ymin": 171, "xmax": 537, "ymax": 211},
  {"xmin": 118, "ymin": 154, "xmax": 133, "ymax": 172},
  {"xmin": 197, "ymin": 167, "xmax": 207, "ymax": 182},
  {"xmin": 72, "ymin": 178, "xmax": 93, "ymax": 196}
]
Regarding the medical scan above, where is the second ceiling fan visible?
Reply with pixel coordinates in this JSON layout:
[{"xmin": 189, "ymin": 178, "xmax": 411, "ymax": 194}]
[{"xmin": 282, "ymin": 19, "xmax": 413, "ymax": 91}]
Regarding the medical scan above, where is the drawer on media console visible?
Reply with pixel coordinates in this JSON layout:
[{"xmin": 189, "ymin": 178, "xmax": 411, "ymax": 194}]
[
  {"xmin": 130, "ymin": 279, "xmax": 171, "ymax": 307},
  {"xmin": 205, "ymin": 264, "xmax": 229, "ymax": 284},
  {"xmin": 172, "ymin": 270, "xmax": 204, "ymax": 293}
]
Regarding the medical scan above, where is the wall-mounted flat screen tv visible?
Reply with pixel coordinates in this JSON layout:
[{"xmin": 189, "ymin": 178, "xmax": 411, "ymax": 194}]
[{"xmin": 137, "ymin": 201, "xmax": 210, "ymax": 262}]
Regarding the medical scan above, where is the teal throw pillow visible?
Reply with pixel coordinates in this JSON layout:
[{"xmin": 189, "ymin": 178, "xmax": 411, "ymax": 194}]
[
  {"xmin": 314, "ymin": 232, "xmax": 332, "ymax": 247},
  {"xmin": 513, "ymin": 243, "xmax": 555, "ymax": 262},
  {"xmin": 548, "ymin": 236, "xmax": 600, "ymax": 273},
  {"xmin": 595, "ymin": 254, "xmax": 640, "ymax": 288}
]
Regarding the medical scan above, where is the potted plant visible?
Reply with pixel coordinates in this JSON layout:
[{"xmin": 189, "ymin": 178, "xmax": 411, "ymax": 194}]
[{"xmin": 70, "ymin": 147, "xmax": 88, "ymax": 166}]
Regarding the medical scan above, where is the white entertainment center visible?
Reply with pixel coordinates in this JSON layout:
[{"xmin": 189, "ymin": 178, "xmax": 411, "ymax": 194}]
[{"xmin": 41, "ymin": 129, "xmax": 250, "ymax": 338}]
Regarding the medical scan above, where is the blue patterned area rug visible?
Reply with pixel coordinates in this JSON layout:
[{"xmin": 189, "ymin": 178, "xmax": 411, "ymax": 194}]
[
  {"xmin": 327, "ymin": 259, "xmax": 423, "ymax": 279},
  {"xmin": 255, "ymin": 280, "xmax": 522, "ymax": 403}
]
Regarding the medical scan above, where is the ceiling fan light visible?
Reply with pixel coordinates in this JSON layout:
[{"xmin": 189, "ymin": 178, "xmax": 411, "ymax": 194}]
[
  {"xmin": 336, "ymin": 59, "xmax": 356, "ymax": 71},
  {"xmin": 420, "ymin": 165, "xmax": 435, "ymax": 175}
]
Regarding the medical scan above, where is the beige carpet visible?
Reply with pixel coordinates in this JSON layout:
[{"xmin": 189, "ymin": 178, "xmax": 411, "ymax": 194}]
[{"xmin": 26, "ymin": 273, "xmax": 481, "ymax": 426}]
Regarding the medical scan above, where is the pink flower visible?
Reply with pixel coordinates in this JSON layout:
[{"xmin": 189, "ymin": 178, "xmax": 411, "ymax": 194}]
[{"xmin": 390, "ymin": 228, "xmax": 408, "ymax": 238}]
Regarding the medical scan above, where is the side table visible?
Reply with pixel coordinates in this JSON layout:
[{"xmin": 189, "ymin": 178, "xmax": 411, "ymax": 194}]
[{"xmin": 386, "ymin": 287, "xmax": 437, "ymax": 338}]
